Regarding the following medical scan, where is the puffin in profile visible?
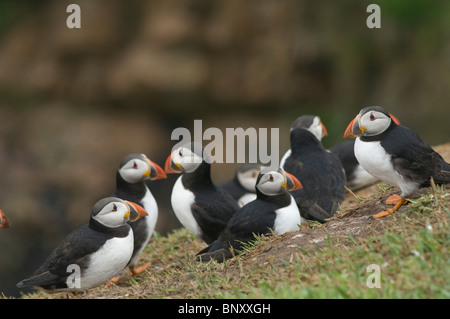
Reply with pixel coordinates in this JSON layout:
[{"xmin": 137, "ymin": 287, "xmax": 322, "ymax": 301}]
[
  {"xmin": 165, "ymin": 142, "xmax": 240, "ymax": 244},
  {"xmin": 281, "ymin": 115, "xmax": 347, "ymax": 223},
  {"xmin": 112, "ymin": 153, "xmax": 166, "ymax": 275},
  {"xmin": 330, "ymin": 140, "xmax": 379, "ymax": 191},
  {"xmin": 196, "ymin": 168, "xmax": 302, "ymax": 262},
  {"xmin": 0, "ymin": 209, "xmax": 10, "ymax": 229},
  {"xmin": 16, "ymin": 197, "xmax": 147, "ymax": 292},
  {"xmin": 344, "ymin": 106, "xmax": 450, "ymax": 218},
  {"xmin": 220, "ymin": 163, "xmax": 265, "ymax": 207}
]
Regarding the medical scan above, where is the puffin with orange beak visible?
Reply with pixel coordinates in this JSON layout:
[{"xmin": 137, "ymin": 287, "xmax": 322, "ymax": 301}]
[
  {"xmin": 344, "ymin": 106, "xmax": 450, "ymax": 218},
  {"xmin": 197, "ymin": 168, "xmax": 303, "ymax": 262},
  {"xmin": 165, "ymin": 142, "xmax": 239, "ymax": 244},
  {"xmin": 17, "ymin": 197, "xmax": 148, "ymax": 292},
  {"xmin": 281, "ymin": 115, "xmax": 346, "ymax": 223},
  {"xmin": 0, "ymin": 209, "xmax": 10, "ymax": 229},
  {"xmin": 112, "ymin": 153, "xmax": 166, "ymax": 275}
]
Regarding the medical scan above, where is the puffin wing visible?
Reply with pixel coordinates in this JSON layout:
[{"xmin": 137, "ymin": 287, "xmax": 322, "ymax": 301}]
[
  {"xmin": 381, "ymin": 126, "xmax": 440, "ymax": 185},
  {"xmin": 17, "ymin": 225, "xmax": 104, "ymax": 289}
]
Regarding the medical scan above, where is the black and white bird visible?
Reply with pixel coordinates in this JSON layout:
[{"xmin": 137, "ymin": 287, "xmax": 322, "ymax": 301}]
[
  {"xmin": 329, "ymin": 139, "xmax": 379, "ymax": 191},
  {"xmin": 0, "ymin": 209, "xmax": 10, "ymax": 229},
  {"xmin": 281, "ymin": 115, "xmax": 347, "ymax": 223},
  {"xmin": 16, "ymin": 197, "xmax": 147, "ymax": 292},
  {"xmin": 220, "ymin": 163, "xmax": 264, "ymax": 207},
  {"xmin": 344, "ymin": 106, "xmax": 450, "ymax": 218},
  {"xmin": 165, "ymin": 142, "xmax": 239, "ymax": 244},
  {"xmin": 196, "ymin": 168, "xmax": 302, "ymax": 262},
  {"xmin": 112, "ymin": 153, "xmax": 166, "ymax": 275}
]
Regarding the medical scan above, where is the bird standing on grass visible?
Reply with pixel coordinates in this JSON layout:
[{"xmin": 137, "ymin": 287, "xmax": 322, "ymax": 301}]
[
  {"xmin": 16, "ymin": 197, "xmax": 147, "ymax": 292},
  {"xmin": 196, "ymin": 168, "xmax": 302, "ymax": 262},
  {"xmin": 112, "ymin": 153, "xmax": 166, "ymax": 275},
  {"xmin": 281, "ymin": 115, "xmax": 347, "ymax": 223},
  {"xmin": 344, "ymin": 106, "xmax": 450, "ymax": 218},
  {"xmin": 165, "ymin": 142, "xmax": 239, "ymax": 244}
]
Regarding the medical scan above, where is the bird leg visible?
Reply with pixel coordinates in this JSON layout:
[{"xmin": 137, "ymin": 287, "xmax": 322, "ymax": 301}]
[
  {"xmin": 385, "ymin": 194, "xmax": 404, "ymax": 205},
  {"xmin": 373, "ymin": 196, "xmax": 408, "ymax": 219},
  {"xmin": 130, "ymin": 262, "xmax": 152, "ymax": 276}
]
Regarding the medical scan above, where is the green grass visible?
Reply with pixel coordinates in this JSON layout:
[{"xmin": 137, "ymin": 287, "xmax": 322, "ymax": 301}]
[{"xmin": 18, "ymin": 185, "xmax": 449, "ymax": 299}]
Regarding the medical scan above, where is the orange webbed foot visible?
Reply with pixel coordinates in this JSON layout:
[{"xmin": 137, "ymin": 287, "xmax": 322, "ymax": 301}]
[
  {"xmin": 373, "ymin": 196, "xmax": 408, "ymax": 219},
  {"xmin": 130, "ymin": 262, "xmax": 151, "ymax": 276}
]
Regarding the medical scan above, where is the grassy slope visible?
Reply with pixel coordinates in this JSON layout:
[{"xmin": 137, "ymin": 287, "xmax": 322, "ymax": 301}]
[{"xmin": 20, "ymin": 183, "xmax": 449, "ymax": 299}]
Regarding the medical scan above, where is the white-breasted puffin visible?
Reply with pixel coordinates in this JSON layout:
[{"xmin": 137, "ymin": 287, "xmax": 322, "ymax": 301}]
[
  {"xmin": 344, "ymin": 106, "xmax": 450, "ymax": 218},
  {"xmin": 0, "ymin": 209, "xmax": 10, "ymax": 229},
  {"xmin": 196, "ymin": 168, "xmax": 302, "ymax": 262},
  {"xmin": 165, "ymin": 142, "xmax": 240, "ymax": 244},
  {"xmin": 220, "ymin": 163, "xmax": 265, "ymax": 207},
  {"xmin": 16, "ymin": 197, "xmax": 147, "ymax": 292},
  {"xmin": 112, "ymin": 153, "xmax": 166, "ymax": 275},
  {"xmin": 281, "ymin": 115, "xmax": 347, "ymax": 223},
  {"xmin": 330, "ymin": 139, "xmax": 379, "ymax": 191}
]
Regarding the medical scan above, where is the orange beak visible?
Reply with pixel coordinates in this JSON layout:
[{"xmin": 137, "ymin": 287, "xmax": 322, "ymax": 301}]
[
  {"xmin": 284, "ymin": 172, "xmax": 303, "ymax": 191},
  {"xmin": 389, "ymin": 113, "xmax": 400, "ymax": 125},
  {"xmin": 320, "ymin": 121, "xmax": 328, "ymax": 138},
  {"xmin": 148, "ymin": 160, "xmax": 167, "ymax": 180},
  {"xmin": 343, "ymin": 115, "xmax": 360, "ymax": 139},
  {"xmin": 164, "ymin": 153, "xmax": 183, "ymax": 174},
  {"xmin": 124, "ymin": 201, "xmax": 148, "ymax": 222}
]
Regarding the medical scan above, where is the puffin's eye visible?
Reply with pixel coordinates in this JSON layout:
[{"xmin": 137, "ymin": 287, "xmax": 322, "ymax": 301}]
[
  {"xmin": 179, "ymin": 150, "xmax": 183, "ymax": 157},
  {"xmin": 268, "ymin": 174, "xmax": 274, "ymax": 182},
  {"xmin": 369, "ymin": 113, "xmax": 376, "ymax": 121},
  {"xmin": 112, "ymin": 204, "xmax": 117, "ymax": 212},
  {"xmin": 132, "ymin": 162, "xmax": 138, "ymax": 169}
]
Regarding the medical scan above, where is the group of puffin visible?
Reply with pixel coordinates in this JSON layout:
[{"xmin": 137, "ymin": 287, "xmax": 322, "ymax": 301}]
[{"xmin": 5, "ymin": 106, "xmax": 448, "ymax": 294}]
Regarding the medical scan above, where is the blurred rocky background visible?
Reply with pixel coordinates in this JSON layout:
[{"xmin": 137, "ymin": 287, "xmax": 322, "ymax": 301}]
[{"xmin": 1, "ymin": 0, "xmax": 449, "ymax": 297}]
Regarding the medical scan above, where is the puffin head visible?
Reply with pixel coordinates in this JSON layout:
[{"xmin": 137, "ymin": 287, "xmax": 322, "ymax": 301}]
[
  {"xmin": 118, "ymin": 153, "xmax": 166, "ymax": 183},
  {"xmin": 344, "ymin": 106, "xmax": 400, "ymax": 139},
  {"xmin": 291, "ymin": 115, "xmax": 328, "ymax": 142},
  {"xmin": 256, "ymin": 167, "xmax": 303, "ymax": 196},
  {"xmin": 91, "ymin": 197, "xmax": 148, "ymax": 228},
  {"xmin": 236, "ymin": 163, "xmax": 266, "ymax": 193},
  {"xmin": 165, "ymin": 142, "xmax": 207, "ymax": 174}
]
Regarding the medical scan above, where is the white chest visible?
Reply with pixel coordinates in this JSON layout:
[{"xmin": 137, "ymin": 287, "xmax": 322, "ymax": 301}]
[
  {"xmin": 274, "ymin": 196, "xmax": 301, "ymax": 234},
  {"xmin": 82, "ymin": 231, "xmax": 133, "ymax": 289},
  {"xmin": 171, "ymin": 176, "xmax": 202, "ymax": 237},
  {"xmin": 354, "ymin": 139, "xmax": 419, "ymax": 196},
  {"xmin": 141, "ymin": 187, "xmax": 158, "ymax": 236}
]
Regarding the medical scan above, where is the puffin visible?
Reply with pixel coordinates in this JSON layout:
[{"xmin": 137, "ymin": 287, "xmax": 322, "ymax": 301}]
[
  {"xmin": 344, "ymin": 106, "xmax": 450, "ymax": 218},
  {"xmin": 196, "ymin": 168, "xmax": 302, "ymax": 262},
  {"xmin": 112, "ymin": 153, "xmax": 166, "ymax": 275},
  {"xmin": 16, "ymin": 197, "xmax": 147, "ymax": 292},
  {"xmin": 329, "ymin": 139, "xmax": 379, "ymax": 191},
  {"xmin": 165, "ymin": 142, "xmax": 240, "ymax": 244},
  {"xmin": 281, "ymin": 115, "xmax": 347, "ymax": 223},
  {"xmin": 220, "ymin": 163, "xmax": 265, "ymax": 207},
  {"xmin": 0, "ymin": 209, "xmax": 10, "ymax": 229}
]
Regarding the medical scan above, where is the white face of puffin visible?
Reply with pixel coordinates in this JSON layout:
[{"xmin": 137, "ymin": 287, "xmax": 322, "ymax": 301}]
[
  {"xmin": 92, "ymin": 198, "xmax": 148, "ymax": 228},
  {"xmin": 119, "ymin": 155, "xmax": 151, "ymax": 183},
  {"xmin": 358, "ymin": 110, "xmax": 392, "ymax": 136},
  {"xmin": 291, "ymin": 115, "xmax": 328, "ymax": 142},
  {"xmin": 236, "ymin": 165, "xmax": 265, "ymax": 192},
  {"xmin": 256, "ymin": 168, "xmax": 303, "ymax": 196},
  {"xmin": 118, "ymin": 154, "xmax": 166, "ymax": 184},
  {"xmin": 308, "ymin": 116, "xmax": 327, "ymax": 142},
  {"xmin": 168, "ymin": 145, "xmax": 204, "ymax": 173}
]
